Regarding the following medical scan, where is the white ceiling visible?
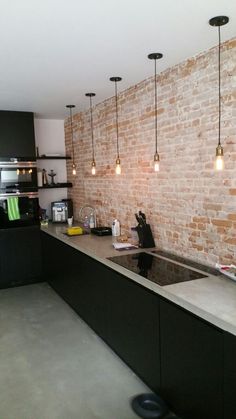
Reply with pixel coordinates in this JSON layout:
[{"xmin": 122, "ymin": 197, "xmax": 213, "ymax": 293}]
[{"xmin": 0, "ymin": 0, "xmax": 235, "ymax": 119}]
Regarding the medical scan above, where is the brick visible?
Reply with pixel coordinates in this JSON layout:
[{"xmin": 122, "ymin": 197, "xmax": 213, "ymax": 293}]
[
  {"xmin": 193, "ymin": 216, "xmax": 209, "ymax": 223},
  {"xmin": 211, "ymin": 219, "xmax": 232, "ymax": 228},
  {"xmin": 224, "ymin": 238, "xmax": 236, "ymax": 245}
]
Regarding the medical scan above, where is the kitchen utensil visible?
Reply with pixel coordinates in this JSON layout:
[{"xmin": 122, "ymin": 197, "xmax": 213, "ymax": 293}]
[
  {"xmin": 135, "ymin": 213, "xmax": 140, "ymax": 224},
  {"xmin": 139, "ymin": 211, "xmax": 146, "ymax": 225}
]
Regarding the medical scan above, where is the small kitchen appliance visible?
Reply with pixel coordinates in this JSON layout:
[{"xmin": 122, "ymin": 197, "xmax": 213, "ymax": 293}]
[
  {"xmin": 51, "ymin": 199, "xmax": 73, "ymax": 223},
  {"xmin": 91, "ymin": 226, "xmax": 112, "ymax": 236}
]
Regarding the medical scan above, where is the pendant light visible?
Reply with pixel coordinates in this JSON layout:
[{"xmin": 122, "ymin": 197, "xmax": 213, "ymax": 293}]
[
  {"xmin": 66, "ymin": 105, "xmax": 76, "ymax": 175},
  {"xmin": 209, "ymin": 15, "xmax": 229, "ymax": 171},
  {"xmin": 110, "ymin": 76, "xmax": 122, "ymax": 175},
  {"xmin": 85, "ymin": 93, "xmax": 96, "ymax": 175},
  {"xmin": 148, "ymin": 53, "xmax": 163, "ymax": 172}
]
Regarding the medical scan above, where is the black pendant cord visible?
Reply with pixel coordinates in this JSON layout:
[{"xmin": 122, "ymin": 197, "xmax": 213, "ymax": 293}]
[
  {"xmin": 218, "ymin": 25, "xmax": 221, "ymax": 147},
  {"xmin": 154, "ymin": 58, "xmax": 158, "ymax": 154},
  {"xmin": 115, "ymin": 80, "xmax": 120, "ymax": 158},
  {"xmin": 89, "ymin": 96, "xmax": 95, "ymax": 161},
  {"xmin": 69, "ymin": 107, "xmax": 75, "ymax": 163}
]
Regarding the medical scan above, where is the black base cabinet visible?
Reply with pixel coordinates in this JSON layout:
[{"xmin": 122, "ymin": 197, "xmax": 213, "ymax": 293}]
[
  {"xmin": 106, "ymin": 269, "xmax": 160, "ymax": 392},
  {"xmin": 160, "ymin": 299, "xmax": 223, "ymax": 419},
  {"xmin": 0, "ymin": 226, "xmax": 42, "ymax": 289},
  {"xmin": 42, "ymin": 232, "xmax": 108, "ymax": 340},
  {"xmin": 41, "ymin": 231, "xmax": 161, "ymax": 393},
  {"xmin": 42, "ymin": 232, "xmax": 236, "ymax": 419},
  {"xmin": 223, "ymin": 332, "xmax": 236, "ymax": 419}
]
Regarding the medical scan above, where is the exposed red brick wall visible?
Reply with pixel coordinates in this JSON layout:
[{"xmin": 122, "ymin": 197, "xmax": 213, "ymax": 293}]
[{"xmin": 65, "ymin": 38, "xmax": 236, "ymax": 266}]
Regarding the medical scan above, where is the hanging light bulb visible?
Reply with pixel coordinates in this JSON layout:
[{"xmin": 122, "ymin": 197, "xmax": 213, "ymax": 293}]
[
  {"xmin": 115, "ymin": 157, "xmax": 121, "ymax": 175},
  {"xmin": 209, "ymin": 15, "xmax": 229, "ymax": 171},
  {"xmin": 215, "ymin": 145, "xmax": 224, "ymax": 171},
  {"xmin": 148, "ymin": 53, "xmax": 163, "ymax": 172},
  {"xmin": 110, "ymin": 76, "xmax": 122, "ymax": 175},
  {"xmin": 85, "ymin": 93, "xmax": 96, "ymax": 176},
  {"xmin": 154, "ymin": 152, "xmax": 160, "ymax": 172},
  {"xmin": 91, "ymin": 160, "xmax": 96, "ymax": 175},
  {"xmin": 72, "ymin": 163, "xmax": 76, "ymax": 176},
  {"xmin": 66, "ymin": 105, "xmax": 76, "ymax": 176}
]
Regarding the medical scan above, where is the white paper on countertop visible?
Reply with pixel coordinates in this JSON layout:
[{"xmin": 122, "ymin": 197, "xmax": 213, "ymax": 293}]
[{"xmin": 113, "ymin": 242, "xmax": 138, "ymax": 251}]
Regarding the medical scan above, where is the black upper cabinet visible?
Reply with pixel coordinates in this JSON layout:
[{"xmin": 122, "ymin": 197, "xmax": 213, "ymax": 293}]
[
  {"xmin": 0, "ymin": 111, "xmax": 36, "ymax": 158},
  {"xmin": 160, "ymin": 299, "xmax": 223, "ymax": 419}
]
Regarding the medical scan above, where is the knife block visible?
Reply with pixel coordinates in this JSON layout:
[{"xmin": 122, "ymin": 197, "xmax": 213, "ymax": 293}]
[{"xmin": 136, "ymin": 224, "xmax": 155, "ymax": 248}]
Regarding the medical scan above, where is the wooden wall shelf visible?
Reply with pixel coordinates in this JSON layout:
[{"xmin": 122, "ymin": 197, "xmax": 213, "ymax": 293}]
[
  {"xmin": 38, "ymin": 182, "xmax": 72, "ymax": 189},
  {"xmin": 37, "ymin": 156, "xmax": 71, "ymax": 160}
]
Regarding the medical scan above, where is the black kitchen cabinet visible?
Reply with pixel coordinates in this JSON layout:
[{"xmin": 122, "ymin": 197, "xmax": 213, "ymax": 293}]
[
  {"xmin": 42, "ymin": 232, "xmax": 83, "ymax": 306},
  {"xmin": 0, "ymin": 111, "xmax": 36, "ymax": 157},
  {"xmin": 160, "ymin": 299, "xmax": 223, "ymax": 419},
  {"xmin": 42, "ymin": 232, "xmax": 108, "ymax": 340},
  {"xmin": 43, "ymin": 231, "xmax": 236, "ymax": 418},
  {"xmin": 106, "ymin": 269, "xmax": 161, "ymax": 392},
  {"xmin": 223, "ymin": 332, "xmax": 236, "ymax": 419},
  {"xmin": 0, "ymin": 226, "xmax": 42, "ymax": 288},
  {"xmin": 41, "ymin": 232, "xmax": 161, "ymax": 392}
]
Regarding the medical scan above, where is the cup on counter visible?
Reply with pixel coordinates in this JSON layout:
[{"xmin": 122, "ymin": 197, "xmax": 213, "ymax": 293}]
[{"xmin": 67, "ymin": 216, "xmax": 73, "ymax": 227}]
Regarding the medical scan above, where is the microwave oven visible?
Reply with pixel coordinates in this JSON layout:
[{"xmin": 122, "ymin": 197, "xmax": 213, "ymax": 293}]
[{"xmin": 0, "ymin": 160, "xmax": 37, "ymax": 193}]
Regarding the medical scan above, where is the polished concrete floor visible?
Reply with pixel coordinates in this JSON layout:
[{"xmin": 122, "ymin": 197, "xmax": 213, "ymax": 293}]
[{"xmin": 0, "ymin": 282, "xmax": 150, "ymax": 419}]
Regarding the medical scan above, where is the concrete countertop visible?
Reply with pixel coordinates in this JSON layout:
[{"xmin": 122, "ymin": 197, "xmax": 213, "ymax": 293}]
[{"xmin": 41, "ymin": 223, "xmax": 236, "ymax": 336}]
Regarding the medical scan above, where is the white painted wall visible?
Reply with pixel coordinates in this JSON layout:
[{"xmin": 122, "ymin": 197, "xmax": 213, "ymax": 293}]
[{"xmin": 34, "ymin": 118, "xmax": 68, "ymax": 217}]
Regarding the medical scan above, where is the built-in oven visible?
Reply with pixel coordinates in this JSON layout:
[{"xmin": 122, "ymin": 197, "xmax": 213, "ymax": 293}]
[
  {"xmin": 0, "ymin": 159, "xmax": 37, "ymax": 193},
  {"xmin": 0, "ymin": 191, "xmax": 39, "ymax": 228}
]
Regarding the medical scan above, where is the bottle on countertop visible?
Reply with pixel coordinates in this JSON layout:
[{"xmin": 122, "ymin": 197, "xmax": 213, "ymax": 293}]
[
  {"xmin": 89, "ymin": 213, "xmax": 95, "ymax": 229},
  {"xmin": 112, "ymin": 219, "xmax": 120, "ymax": 237},
  {"xmin": 84, "ymin": 215, "xmax": 89, "ymax": 228}
]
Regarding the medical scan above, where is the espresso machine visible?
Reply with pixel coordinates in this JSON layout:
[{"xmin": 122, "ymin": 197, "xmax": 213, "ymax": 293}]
[{"xmin": 51, "ymin": 199, "xmax": 73, "ymax": 223}]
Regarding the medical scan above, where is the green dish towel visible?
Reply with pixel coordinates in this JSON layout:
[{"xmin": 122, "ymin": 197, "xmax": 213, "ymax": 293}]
[{"xmin": 7, "ymin": 197, "xmax": 20, "ymax": 221}]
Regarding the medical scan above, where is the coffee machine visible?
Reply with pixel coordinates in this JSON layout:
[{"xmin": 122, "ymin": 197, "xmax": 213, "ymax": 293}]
[{"xmin": 51, "ymin": 199, "xmax": 73, "ymax": 223}]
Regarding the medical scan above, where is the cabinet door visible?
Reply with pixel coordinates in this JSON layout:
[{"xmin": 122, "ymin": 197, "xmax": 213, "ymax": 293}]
[
  {"xmin": 106, "ymin": 269, "xmax": 161, "ymax": 393},
  {"xmin": 223, "ymin": 332, "xmax": 236, "ymax": 419},
  {"xmin": 160, "ymin": 299, "xmax": 223, "ymax": 419},
  {"xmin": 0, "ymin": 226, "xmax": 42, "ymax": 289},
  {"xmin": 42, "ymin": 233, "xmax": 107, "ymax": 340},
  {"xmin": 72, "ymin": 255, "xmax": 108, "ymax": 340},
  {"xmin": 42, "ymin": 232, "xmax": 82, "ymax": 306},
  {"xmin": 0, "ymin": 111, "xmax": 35, "ymax": 157}
]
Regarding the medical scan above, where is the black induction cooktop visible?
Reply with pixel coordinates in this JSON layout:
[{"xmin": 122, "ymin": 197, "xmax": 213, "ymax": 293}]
[{"xmin": 109, "ymin": 252, "xmax": 207, "ymax": 286}]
